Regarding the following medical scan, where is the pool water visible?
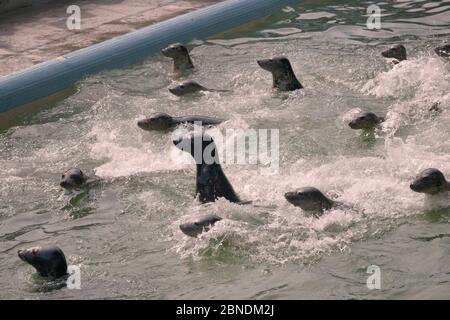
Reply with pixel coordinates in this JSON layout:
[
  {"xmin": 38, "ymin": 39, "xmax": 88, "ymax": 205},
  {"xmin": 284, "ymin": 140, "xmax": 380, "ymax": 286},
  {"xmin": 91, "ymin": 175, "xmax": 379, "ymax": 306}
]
[{"xmin": 1, "ymin": 0, "xmax": 450, "ymax": 299}]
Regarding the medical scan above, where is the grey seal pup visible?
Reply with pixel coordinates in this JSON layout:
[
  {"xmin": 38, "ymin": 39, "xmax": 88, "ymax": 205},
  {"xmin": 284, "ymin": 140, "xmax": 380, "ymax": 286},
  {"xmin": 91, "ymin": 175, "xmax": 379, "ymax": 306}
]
[
  {"xmin": 137, "ymin": 112, "xmax": 224, "ymax": 131},
  {"xmin": 169, "ymin": 80, "xmax": 230, "ymax": 97},
  {"xmin": 18, "ymin": 245, "xmax": 68, "ymax": 278},
  {"xmin": 381, "ymin": 44, "xmax": 407, "ymax": 64},
  {"xmin": 60, "ymin": 168, "xmax": 89, "ymax": 189},
  {"xmin": 60, "ymin": 168, "xmax": 100, "ymax": 190},
  {"xmin": 179, "ymin": 214, "xmax": 223, "ymax": 237},
  {"xmin": 161, "ymin": 43, "xmax": 194, "ymax": 73},
  {"xmin": 257, "ymin": 56, "xmax": 303, "ymax": 91},
  {"xmin": 410, "ymin": 168, "xmax": 450, "ymax": 195},
  {"xmin": 348, "ymin": 111, "xmax": 384, "ymax": 131},
  {"xmin": 285, "ymin": 187, "xmax": 342, "ymax": 215}
]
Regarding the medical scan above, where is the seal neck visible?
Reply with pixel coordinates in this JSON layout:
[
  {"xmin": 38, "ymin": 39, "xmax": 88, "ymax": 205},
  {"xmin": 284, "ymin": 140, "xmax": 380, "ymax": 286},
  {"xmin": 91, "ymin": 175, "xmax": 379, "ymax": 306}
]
[
  {"xmin": 272, "ymin": 69, "xmax": 302, "ymax": 90},
  {"xmin": 173, "ymin": 55, "xmax": 194, "ymax": 71}
]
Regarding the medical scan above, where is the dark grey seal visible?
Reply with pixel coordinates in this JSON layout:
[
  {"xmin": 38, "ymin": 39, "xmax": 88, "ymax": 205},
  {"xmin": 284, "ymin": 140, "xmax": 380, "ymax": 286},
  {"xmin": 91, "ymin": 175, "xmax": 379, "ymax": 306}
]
[
  {"xmin": 410, "ymin": 168, "xmax": 450, "ymax": 195},
  {"xmin": 60, "ymin": 168, "xmax": 88, "ymax": 189},
  {"xmin": 60, "ymin": 168, "xmax": 100, "ymax": 190},
  {"xmin": 257, "ymin": 56, "xmax": 303, "ymax": 91},
  {"xmin": 435, "ymin": 44, "xmax": 450, "ymax": 60},
  {"xmin": 173, "ymin": 133, "xmax": 242, "ymax": 204},
  {"xmin": 161, "ymin": 43, "xmax": 194, "ymax": 73},
  {"xmin": 137, "ymin": 112, "xmax": 224, "ymax": 131},
  {"xmin": 169, "ymin": 80, "xmax": 230, "ymax": 96},
  {"xmin": 348, "ymin": 111, "xmax": 384, "ymax": 131},
  {"xmin": 285, "ymin": 187, "xmax": 340, "ymax": 215},
  {"xmin": 18, "ymin": 245, "xmax": 68, "ymax": 278},
  {"xmin": 381, "ymin": 44, "xmax": 407, "ymax": 63},
  {"xmin": 179, "ymin": 214, "xmax": 223, "ymax": 237}
]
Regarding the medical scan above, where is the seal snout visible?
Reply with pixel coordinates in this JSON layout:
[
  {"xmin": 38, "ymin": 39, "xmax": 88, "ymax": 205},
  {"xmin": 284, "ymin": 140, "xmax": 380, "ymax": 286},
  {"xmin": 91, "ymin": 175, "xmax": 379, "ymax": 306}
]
[
  {"xmin": 161, "ymin": 47, "xmax": 169, "ymax": 56},
  {"xmin": 284, "ymin": 191, "xmax": 298, "ymax": 201},
  {"xmin": 179, "ymin": 223, "xmax": 200, "ymax": 237},
  {"xmin": 59, "ymin": 180, "xmax": 69, "ymax": 188},
  {"xmin": 256, "ymin": 58, "xmax": 272, "ymax": 71},
  {"xmin": 137, "ymin": 119, "xmax": 147, "ymax": 129},
  {"xmin": 348, "ymin": 120, "xmax": 358, "ymax": 129},
  {"xmin": 17, "ymin": 249, "xmax": 25, "ymax": 260},
  {"xmin": 409, "ymin": 182, "xmax": 419, "ymax": 192}
]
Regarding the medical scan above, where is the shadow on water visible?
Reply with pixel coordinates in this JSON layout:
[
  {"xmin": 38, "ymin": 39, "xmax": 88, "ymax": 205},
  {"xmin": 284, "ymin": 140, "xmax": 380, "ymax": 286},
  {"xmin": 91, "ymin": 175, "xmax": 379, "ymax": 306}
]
[{"xmin": 0, "ymin": 86, "xmax": 78, "ymax": 132}]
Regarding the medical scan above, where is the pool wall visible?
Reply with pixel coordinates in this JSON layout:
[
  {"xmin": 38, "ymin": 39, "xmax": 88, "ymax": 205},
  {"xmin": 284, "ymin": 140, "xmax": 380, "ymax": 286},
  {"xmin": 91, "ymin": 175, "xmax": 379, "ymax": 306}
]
[{"xmin": 0, "ymin": 0, "xmax": 297, "ymax": 115}]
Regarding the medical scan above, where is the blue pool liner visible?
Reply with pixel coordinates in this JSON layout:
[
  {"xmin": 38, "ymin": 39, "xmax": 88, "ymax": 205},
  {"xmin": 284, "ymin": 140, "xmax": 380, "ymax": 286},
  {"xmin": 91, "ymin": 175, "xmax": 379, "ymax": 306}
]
[{"xmin": 0, "ymin": 0, "xmax": 297, "ymax": 113}]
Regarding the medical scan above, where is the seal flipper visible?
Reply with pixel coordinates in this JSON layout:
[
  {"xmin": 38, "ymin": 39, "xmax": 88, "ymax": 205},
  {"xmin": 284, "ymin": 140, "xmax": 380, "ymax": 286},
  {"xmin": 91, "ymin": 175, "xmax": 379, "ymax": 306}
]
[
  {"xmin": 196, "ymin": 164, "xmax": 241, "ymax": 203},
  {"xmin": 214, "ymin": 165, "xmax": 241, "ymax": 203}
]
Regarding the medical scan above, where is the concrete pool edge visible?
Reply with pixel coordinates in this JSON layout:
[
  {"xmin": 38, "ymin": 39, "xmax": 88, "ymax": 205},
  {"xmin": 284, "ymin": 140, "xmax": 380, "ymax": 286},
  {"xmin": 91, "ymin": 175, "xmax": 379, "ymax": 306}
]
[{"xmin": 0, "ymin": 0, "xmax": 297, "ymax": 117}]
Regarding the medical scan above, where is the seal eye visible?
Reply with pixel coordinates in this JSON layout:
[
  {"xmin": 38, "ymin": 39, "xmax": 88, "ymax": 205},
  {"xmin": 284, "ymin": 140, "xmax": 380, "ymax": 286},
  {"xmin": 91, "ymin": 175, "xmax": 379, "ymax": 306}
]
[
  {"xmin": 180, "ymin": 85, "xmax": 185, "ymax": 89},
  {"xmin": 194, "ymin": 222, "xmax": 200, "ymax": 226},
  {"xmin": 61, "ymin": 174, "xmax": 65, "ymax": 179}
]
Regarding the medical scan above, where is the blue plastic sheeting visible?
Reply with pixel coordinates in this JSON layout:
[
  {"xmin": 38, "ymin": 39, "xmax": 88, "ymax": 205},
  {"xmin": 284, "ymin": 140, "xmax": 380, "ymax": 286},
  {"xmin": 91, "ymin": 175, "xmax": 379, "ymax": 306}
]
[{"xmin": 0, "ymin": 0, "xmax": 297, "ymax": 113}]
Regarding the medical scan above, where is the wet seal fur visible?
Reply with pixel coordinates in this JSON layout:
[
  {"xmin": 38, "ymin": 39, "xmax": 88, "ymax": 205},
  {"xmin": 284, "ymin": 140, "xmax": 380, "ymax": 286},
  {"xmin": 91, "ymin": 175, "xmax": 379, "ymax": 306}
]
[
  {"xmin": 257, "ymin": 56, "xmax": 303, "ymax": 91},
  {"xmin": 161, "ymin": 43, "xmax": 194, "ymax": 73},
  {"xmin": 18, "ymin": 245, "xmax": 68, "ymax": 278},
  {"xmin": 137, "ymin": 112, "xmax": 224, "ymax": 131},
  {"xmin": 169, "ymin": 80, "xmax": 230, "ymax": 97},
  {"xmin": 348, "ymin": 111, "xmax": 384, "ymax": 131},
  {"xmin": 60, "ymin": 168, "xmax": 99, "ymax": 190},
  {"xmin": 381, "ymin": 44, "xmax": 407, "ymax": 64},
  {"xmin": 435, "ymin": 44, "xmax": 450, "ymax": 61},
  {"xmin": 173, "ymin": 133, "xmax": 243, "ymax": 204},
  {"xmin": 179, "ymin": 214, "xmax": 222, "ymax": 237},
  {"xmin": 410, "ymin": 168, "xmax": 450, "ymax": 195},
  {"xmin": 285, "ymin": 187, "xmax": 342, "ymax": 216}
]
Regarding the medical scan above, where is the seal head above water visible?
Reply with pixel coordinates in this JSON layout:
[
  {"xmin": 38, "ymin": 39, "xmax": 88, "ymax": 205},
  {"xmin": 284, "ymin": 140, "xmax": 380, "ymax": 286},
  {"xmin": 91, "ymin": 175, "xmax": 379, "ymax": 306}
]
[
  {"xmin": 381, "ymin": 44, "xmax": 407, "ymax": 63},
  {"xmin": 60, "ymin": 168, "xmax": 88, "ymax": 189},
  {"xmin": 137, "ymin": 112, "xmax": 224, "ymax": 131},
  {"xmin": 285, "ymin": 187, "xmax": 336, "ymax": 214},
  {"xmin": 348, "ymin": 111, "xmax": 384, "ymax": 131},
  {"xmin": 169, "ymin": 80, "xmax": 230, "ymax": 97},
  {"xmin": 161, "ymin": 43, "xmax": 194, "ymax": 73},
  {"xmin": 18, "ymin": 245, "xmax": 68, "ymax": 278},
  {"xmin": 179, "ymin": 214, "xmax": 223, "ymax": 237},
  {"xmin": 410, "ymin": 168, "xmax": 450, "ymax": 195},
  {"xmin": 257, "ymin": 56, "xmax": 303, "ymax": 91}
]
